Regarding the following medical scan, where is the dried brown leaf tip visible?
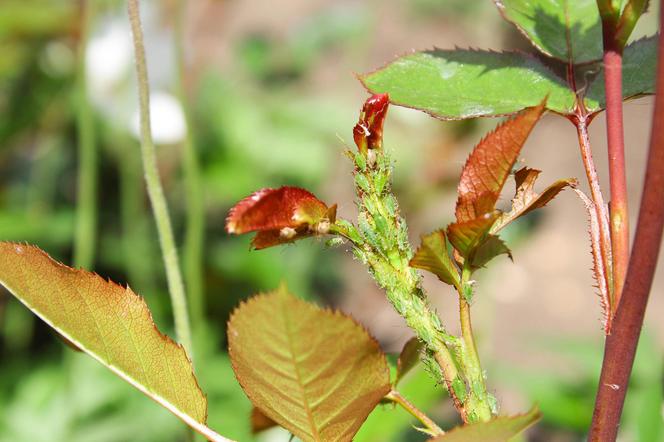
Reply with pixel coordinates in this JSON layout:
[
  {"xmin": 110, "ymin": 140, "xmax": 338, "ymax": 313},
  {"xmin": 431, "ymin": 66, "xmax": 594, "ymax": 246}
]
[
  {"xmin": 354, "ymin": 93, "xmax": 390, "ymax": 154},
  {"xmin": 226, "ymin": 186, "xmax": 337, "ymax": 249}
]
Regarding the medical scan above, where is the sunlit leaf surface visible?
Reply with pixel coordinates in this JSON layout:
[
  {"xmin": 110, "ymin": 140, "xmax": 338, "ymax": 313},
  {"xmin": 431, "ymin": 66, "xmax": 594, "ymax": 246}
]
[
  {"xmin": 0, "ymin": 242, "xmax": 230, "ymax": 442},
  {"xmin": 228, "ymin": 287, "xmax": 391, "ymax": 442},
  {"xmin": 360, "ymin": 50, "xmax": 574, "ymax": 119},
  {"xmin": 410, "ymin": 230, "xmax": 460, "ymax": 287}
]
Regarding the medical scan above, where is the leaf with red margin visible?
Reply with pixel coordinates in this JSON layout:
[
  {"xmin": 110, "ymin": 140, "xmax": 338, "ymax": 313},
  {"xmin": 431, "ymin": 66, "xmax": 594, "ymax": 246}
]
[
  {"xmin": 455, "ymin": 102, "xmax": 545, "ymax": 223},
  {"xmin": 492, "ymin": 168, "xmax": 577, "ymax": 233},
  {"xmin": 427, "ymin": 406, "xmax": 541, "ymax": 441},
  {"xmin": 353, "ymin": 93, "xmax": 389, "ymax": 153},
  {"xmin": 226, "ymin": 187, "xmax": 336, "ymax": 249},
  {"xmin": 228, "ymin": 286, "xmax": 391, "ymax": 442},
  {"xmin": 410, "ymin": 230, "xmax": 461, "ymax": 288},
  {"xmin": 0, "ymin": 242, "xmax": 231, "ymax": 442}
]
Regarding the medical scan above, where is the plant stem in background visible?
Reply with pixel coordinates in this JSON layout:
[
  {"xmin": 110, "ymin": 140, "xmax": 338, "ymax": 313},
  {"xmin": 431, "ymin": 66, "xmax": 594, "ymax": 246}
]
[
  {"xmin": 600, "ymin": 12, "xmax": 630, "ymax": 311},
  {"xmin": 590, "ymin": 13, "xmax": 664, "ymax": 441},
  {"xmin": 73, "ymin": 0, "xmax": 97, "ymax": 269},
  {"xmin": 384, "ymin": 390, "xmax": 444, "ymax": 436},
  {"xmin": 175, "ymin": 0, "xmax": 206, "ymax": 335},
  {"xmin": 127, "ymin": 0, "xmax": 193, "ymax": 361}
]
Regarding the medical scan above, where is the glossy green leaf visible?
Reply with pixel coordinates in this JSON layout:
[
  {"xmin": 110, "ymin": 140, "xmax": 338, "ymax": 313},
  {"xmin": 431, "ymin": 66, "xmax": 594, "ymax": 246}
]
[
  {"xmin": 492, "ymin": 167, "xmax": 577, "ymax": 233},
  {"xmin": 456, "ymin": 103, "xmax": 545, "ymax": 223},
  {"xmin": 586, "ymin": 35, "xmax": 658, "ymax": 111},
  {"xmin": 228, "ymin": 287, "xmax": 391, "ymax": 442},
  {"xmin": 395, "ymin": 337, "xmax": 424, "ymax": 386},
  {"xmin": 0, "ymin": 242, "xmax": 230, "ymax": 442},
  {"xmin": 360, "ymin": 50, "xmax": 576, "ymax": 119},
  {"xmin": 494, "ymin": 0, "xmax": 603, "ymax": 63},
  {"xmin": 428, "ymin": 406, "xmax": 541, "ymax": 441},
  {"xmin": 410, "ymin": 230, "xmax": 460, "ymax": 287}
]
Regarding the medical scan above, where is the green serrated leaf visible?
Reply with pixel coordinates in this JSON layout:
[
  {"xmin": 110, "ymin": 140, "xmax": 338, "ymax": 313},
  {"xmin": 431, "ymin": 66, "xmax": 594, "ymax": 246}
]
[
  {"xmin": 410, "ymin": 230, "xmax": 461, "ymax": 287},
  {"xmin": 494, "ymin": 0, "xmax": 603, "ymax": 63},
  {"xmin": 427, "ymin": 406, "xmax": 541, "ymax": 441},
  {"xmin": 228, "ymin": 287, "xmax": 391, "ymax": 442},
  {"xmin": 360, "ymin": 50, "xmax": 576, "ymax": 119},
  {"xmin": 585, "ymin": 35, "xmax": 658, "ymax": 111}
]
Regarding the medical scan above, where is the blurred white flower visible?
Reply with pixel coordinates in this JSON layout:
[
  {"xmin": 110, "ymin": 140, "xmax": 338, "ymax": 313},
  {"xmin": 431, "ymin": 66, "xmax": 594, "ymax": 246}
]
[
  {"xmin": 131, "ymin": 91, "xmax": 186, "ymax": 145},
  {"xmin": 86, "ymin": 21, "xmax": 132, "ymax": 98}
]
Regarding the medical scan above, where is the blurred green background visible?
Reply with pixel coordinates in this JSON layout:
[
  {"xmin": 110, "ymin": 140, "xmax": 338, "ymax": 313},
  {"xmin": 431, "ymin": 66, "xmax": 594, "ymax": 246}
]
[{"xmin": 0, "ymin": 1, "xmax": 662, "ymax": 441}]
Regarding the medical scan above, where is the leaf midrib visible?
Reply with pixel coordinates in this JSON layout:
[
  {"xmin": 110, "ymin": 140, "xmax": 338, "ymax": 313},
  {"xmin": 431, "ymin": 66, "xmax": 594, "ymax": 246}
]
[{"xmin": 279, "ymin": 296, "xmax": 321, "ymax": 441}]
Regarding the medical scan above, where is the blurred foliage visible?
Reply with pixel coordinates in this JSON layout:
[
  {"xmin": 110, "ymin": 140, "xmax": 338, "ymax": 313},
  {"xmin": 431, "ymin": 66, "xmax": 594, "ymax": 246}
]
[{"xmin": 0, "ymin": 1, "xmax": 661, "ymax": 441}]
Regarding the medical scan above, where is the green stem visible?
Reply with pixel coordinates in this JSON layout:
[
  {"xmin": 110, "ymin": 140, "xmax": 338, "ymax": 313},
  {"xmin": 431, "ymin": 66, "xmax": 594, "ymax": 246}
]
[
  {"xmin": 127, "ymin": 0, "xmax": 193, "ymax": 361},
  {"xmin": 73, "ymin": 0, "xmax": 97, "ymax": 269},
  {"xmin": 458, "ymin": 266, "xmax": 492, "ymax": 422},
  {"xmin": 175, "ymin": 0, "xmax": 206, "ymax": 337},
  {"xmin": 385, "ymin": 390, "xmax": 444, "ymax": 436}
]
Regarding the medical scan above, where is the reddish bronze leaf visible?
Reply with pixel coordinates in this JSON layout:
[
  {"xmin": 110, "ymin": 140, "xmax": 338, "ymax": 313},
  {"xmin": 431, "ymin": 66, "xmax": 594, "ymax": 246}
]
[
  {"xmin": 228, "ymin": 287, "xmax": 391, "ymax": 442},
  {"xmin": 492, "ymin": 167, "xmax": 577, "ymax": 233},
  {"xmin": 354, "ymin": 93, "xmax": 390, "ymax": 154},
  {"xmin": 0, "ymin": 242, "xmax": 231, "ymax": 442},
  {"xmin": 455, "ymin": 101, "xmax": 546, "ymax": 223},
  {"xmin": 447, "ymin": 213, "xmax": 500, "ymax": 259},
  {"xmin": 226, "ymin": 187, "xmax": 336, "ymax": 249}
]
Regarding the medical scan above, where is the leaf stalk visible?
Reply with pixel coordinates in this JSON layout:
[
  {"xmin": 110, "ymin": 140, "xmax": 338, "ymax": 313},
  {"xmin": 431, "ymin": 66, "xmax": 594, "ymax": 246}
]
[{"xmin": 385, "ymin": 390, "xmax": 444, "ymax": 436}]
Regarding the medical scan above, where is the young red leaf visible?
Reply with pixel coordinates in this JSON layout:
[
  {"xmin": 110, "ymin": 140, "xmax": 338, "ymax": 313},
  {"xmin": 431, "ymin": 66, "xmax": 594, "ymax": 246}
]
[
  {"xmin": 228, "ymin": 287, "xmax": 391, "ymax": 442},
  {"xmin": 492, "ymin": 167, "xmax": 577, "ymax": 233},
  {"xmin": 428, "ymin": 406, "xmax": 541, "ymax": 441},
  {"xmin": 455, "ymin": 102, "xmax": 546, "ymax": 223},
  {"xmin": 0, "ymin": 242, "xmax": 231, "ymax": 442},
  {"xmin": 447, "ymin": 212, "xmax": 500, "ymax": 259},
  {"xmin": 353, "ymin": 93, "xmax": 390, "ymax": 154},
  {"xmin": 225, "ymin": 187, "xmax": 336, "ymax": 249},
  {"xmin": 395, "ymin": 337, "xmax": 424, "ymax": 386},
  {"xmin": 410, "ymin": 230, "xmax": 461, "ymax": 288},
  {"xmin": 574, "ymin": 189, "xmax": 613, "ymax": 333}
]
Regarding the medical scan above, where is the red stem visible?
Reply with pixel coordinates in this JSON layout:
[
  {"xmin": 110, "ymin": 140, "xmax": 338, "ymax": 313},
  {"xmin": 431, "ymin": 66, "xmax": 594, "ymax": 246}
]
[
  {"xmin": 603, "ymin": 44, "xmax": 630, "ymax": 315},
  {"xmin": 589, "ymin": 18, "xmax": 664, "ymax": 441}
]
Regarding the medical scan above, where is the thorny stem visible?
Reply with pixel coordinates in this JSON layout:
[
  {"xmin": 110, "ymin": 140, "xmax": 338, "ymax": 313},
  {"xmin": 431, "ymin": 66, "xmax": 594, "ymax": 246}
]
[
  {"xmin": 127, "ymin": 0, "xmax": 194, "ymax": 361},
  {"xmin": 73, "ymin": 0, "xmax": 97, "ymax": 270},
  {"xmin": 590, "ymin": 9, "xmax": 664, "ymax": 440},
  {"xmin": 602, "ymin": 40, "xmax": 630, "ymax": 311},
  {"xmin": 175, "ymin": 0, "xmax": 206, "ymax": 336},
  {"xmin": 573, "ymin": 115, "xmax": 614, "ymax": 318},
  {"xmin": 385, "ymin": 390, "xmax": 444, "ymax": 436}
]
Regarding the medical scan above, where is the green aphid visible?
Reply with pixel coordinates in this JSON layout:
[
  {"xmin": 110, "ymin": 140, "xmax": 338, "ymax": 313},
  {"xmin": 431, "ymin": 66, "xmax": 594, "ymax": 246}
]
[{"xmin": 354, "ymin": 173, "xmax": 371, "ymax": 194}]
